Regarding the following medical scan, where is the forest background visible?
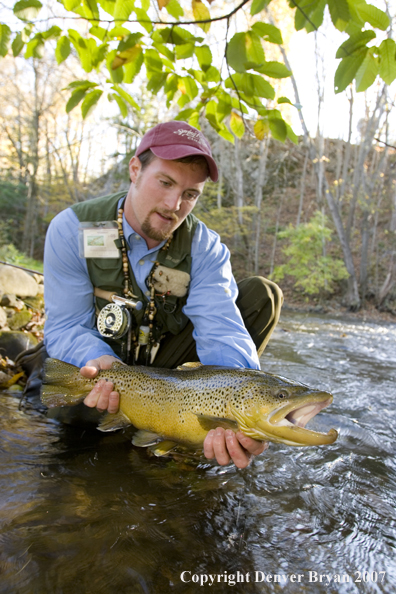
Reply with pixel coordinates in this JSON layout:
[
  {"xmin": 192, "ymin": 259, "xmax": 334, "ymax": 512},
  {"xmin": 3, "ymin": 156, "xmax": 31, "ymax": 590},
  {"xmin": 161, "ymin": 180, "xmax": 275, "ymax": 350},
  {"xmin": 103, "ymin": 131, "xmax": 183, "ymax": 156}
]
[{"xmin": 0, "ymin": 0, "xmax": 395, "ymax": 318}]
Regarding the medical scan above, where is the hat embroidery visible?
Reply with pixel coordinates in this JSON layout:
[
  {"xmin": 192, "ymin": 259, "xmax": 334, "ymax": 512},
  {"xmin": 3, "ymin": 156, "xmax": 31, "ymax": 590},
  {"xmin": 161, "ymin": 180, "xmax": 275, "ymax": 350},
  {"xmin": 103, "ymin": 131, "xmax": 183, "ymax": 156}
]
[{"xmin": 173, "ymin": 129, "xmax": 207, "ymax": 148}]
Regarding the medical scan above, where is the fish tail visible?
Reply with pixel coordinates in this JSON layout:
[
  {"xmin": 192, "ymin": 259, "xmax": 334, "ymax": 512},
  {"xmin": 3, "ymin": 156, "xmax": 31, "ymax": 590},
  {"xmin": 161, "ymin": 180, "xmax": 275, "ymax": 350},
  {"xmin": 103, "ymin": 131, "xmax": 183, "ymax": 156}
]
[{"xmin": 41, "ymin": 358, "xmax": 93, "ymax": 408}]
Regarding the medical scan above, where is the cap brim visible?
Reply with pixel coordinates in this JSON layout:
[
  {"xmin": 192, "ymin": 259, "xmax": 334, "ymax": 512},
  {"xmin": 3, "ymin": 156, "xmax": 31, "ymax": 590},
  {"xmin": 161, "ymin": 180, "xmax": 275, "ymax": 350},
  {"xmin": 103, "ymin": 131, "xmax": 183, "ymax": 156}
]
[{"xmin": 151, "ymin": 145, "xmax": 219, "ymax": 182}]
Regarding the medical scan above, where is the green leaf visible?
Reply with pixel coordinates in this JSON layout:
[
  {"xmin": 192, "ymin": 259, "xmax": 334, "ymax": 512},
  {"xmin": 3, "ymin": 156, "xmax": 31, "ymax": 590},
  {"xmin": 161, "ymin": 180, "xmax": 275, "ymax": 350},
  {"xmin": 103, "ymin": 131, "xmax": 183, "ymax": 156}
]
[
  {"xmin": 0, "ymin": 24, "xmax": 11, "ymax": 57},
  {"xmin": 147, "ymin": 72, "xmax": 167, "ymax": 93},
  {"xmin": 251, "ymin": 22, "xmax": 283, "ymax": 44},
  {"xmin": 64, "ymin": 0, "xmax": 81, "ymax": 11},
  {"xmin": 255, "ymin": 61, "xmax": 291, "ymax": 78},
  {"xmin": 354, "ymin": 2, "xmax": 389, "ymax": 31},
  {"xmin": 227, "ymin": 31, "xmax": 265, "ymax": 73},
  {"xmin": 111, "ymin": 93, "xmax": 128, "ymax": 117},
  {"xmin": 112, "ymin": 84, "xmax": 140, "ymax": 110},
  {"xmin": 245, "ymin": 31, "xmax": 265, "ymax": 68},
  {"xmin": 113, "ymin": 0, "xmax": 134, "ymax": 22},
  {"xmin": 144, "ymin": 48, "xmax": 163, "ymax": 72},
  {"xmin": 379, "ymin": 38, "xmax": 396, "ymax": 86},
  {"xmin": 195, "ymin": 44, "xmax": 212, "ymax": 71},
  {"xmin": 11, "ymin": 32, "xmax": 24, "ymax": 56},
  {"xmin": 230, "ymin": 112, "xmax": 245, "ymax": 139},
  {"xmin": 218, "ymin": 124, "xmax": 234, "ymax": 143},
  {"xmin": 335, "ymin": 30, "xmax": 376, "ymax": 59},
  {"xmin": 98, "ymin": 0, "xmax": 116, "ymax": 15},
  {"xmin": 188, "ymin": 111, "xmax": 200, "ymax": 129},
  {"xmin": 268, "ymin": 117, "xmax": 287, "ymax": 142},
  {"xmin": 204, "ymin": 65, "xmax": 220, "ymax": 83},
  {"xmin": 286, "ymin": 123, "xmax": 298, "ymax": 144},
  {"xmin": 153, "ymin": 42, "xmax": 175, "ymax": 62},
  {"xmin": 166, "ymin": 0, "xmax": 184, "ymax": 18},
  {"xmin": 66, "ymin": 87, "xmax": 89, "ymax": 113},
  {"xmin": 334, "ymin": 48, "xmax": 367, "ymax": 93},
  {"xmin": 107, "ymin": 49, "xmax": 124, "ymax": 82},
  {"xmin": 123, "ymin": 49, "xmax": 143, "ymax": 83},
  {"xmin": 117, "ymin": 32, "xmax": 143, "ymax": 51},
  {"xmin": 192, "ymin": 0, "xmax": 210, "ymax": 33},
  {"xmin": 55, "ymin": 36, "xmax": 71, "ymax": 64},
  {"xmin": 89, "ymin": 25, "xmax": 108, "ymax": 41},
  {"xmin": 205, "ymin": 100, "xmax": 220, "ymax": 130},
  {"xmin": 178, "ymin": 93, "xmax": 191, "ymax": 108},
  {"xmin": 294, "ymin": 0, "xmax": 326, "ymax": 33},
  {"xmin": 181, "ymin": 76, "xmax": 198, "ymax": 100},
  {"xmin": 65, "ymin": 79, "xmax": 98, "ymax": 90},
  {"xmin": 174, "ymin": 108, "xmax": 195, "ymax": 121},
  {"xmin": 176, "ymin": 42, "xmax": 195, "ymax": 59},
  {"xmin": 252, "ymin": 74, "xmax": 275, "ymax": 98},
  {"xmin": 13, "ymin": 0, "xmax": 42, "ymax": 21},
  {"xmin": 278, "ymin": 96, "xmax": 292, "ymax": 104},
  {"xmin": 135, "ymin": 8, "xmax": 153, "ymax": 32},
  {"xmin": 328, "ymin": 0, "xmax": 350, "ymax": 31},
  {"xmin": 250, "ymin": 0, "xmax": 271, "ymax": 16},
  {"xmin": 355, "ymin": 48, "xmax": 379, "ymax": 92},
  {"xmin": 68, "ymin": 29, "xmax": 92, "ymax": 72},
  {"xmin": 81, "ymin": 89, "xmax": 103, "ymax": 119},
  {"xmin": 108, "ymin": 25, "xmax": 130, "ymax": 38},
  {"xmin": 25, "ymin": 36, "xmax": 44, "ymax": 58}
]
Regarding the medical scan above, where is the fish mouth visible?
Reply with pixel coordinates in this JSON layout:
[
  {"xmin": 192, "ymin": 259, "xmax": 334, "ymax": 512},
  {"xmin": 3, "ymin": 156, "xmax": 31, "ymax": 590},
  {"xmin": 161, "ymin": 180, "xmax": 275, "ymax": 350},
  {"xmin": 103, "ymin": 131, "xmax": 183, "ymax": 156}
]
[{"xmin": 251, "ymin": 392, "xmax": 338, "ymax": 446}]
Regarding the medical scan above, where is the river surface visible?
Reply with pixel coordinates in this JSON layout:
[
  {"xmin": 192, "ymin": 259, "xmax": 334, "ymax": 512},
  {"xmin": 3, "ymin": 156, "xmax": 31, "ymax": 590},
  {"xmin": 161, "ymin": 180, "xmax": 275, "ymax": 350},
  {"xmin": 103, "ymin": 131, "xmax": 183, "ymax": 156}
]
[{"xmin": 0, "ymin": 312, "xmax": 395, "ymax": 594}]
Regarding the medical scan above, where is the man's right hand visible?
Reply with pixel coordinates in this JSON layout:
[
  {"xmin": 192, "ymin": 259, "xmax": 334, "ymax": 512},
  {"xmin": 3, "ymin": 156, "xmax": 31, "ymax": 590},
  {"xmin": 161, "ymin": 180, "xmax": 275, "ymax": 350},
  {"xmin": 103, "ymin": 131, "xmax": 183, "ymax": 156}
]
[{"xmin": 80, "ymin": 355, "xmax": 122, "ymax": 413}]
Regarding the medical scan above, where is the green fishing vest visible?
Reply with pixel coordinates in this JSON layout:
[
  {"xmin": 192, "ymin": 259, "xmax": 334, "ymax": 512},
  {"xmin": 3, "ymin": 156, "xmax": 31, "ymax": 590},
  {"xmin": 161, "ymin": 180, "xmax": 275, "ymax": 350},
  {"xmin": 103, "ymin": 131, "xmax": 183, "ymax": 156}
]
[{"xmin": 71, "ymin": 192, "xmax": 199, "ymax": 360}]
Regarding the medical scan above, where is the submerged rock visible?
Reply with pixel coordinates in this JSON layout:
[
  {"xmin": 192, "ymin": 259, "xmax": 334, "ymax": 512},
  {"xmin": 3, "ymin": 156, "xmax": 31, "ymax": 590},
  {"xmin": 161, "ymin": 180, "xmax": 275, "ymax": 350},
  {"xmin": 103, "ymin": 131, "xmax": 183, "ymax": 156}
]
[{"xmin": 0, "ymin": 331, "xmax": 38, "ymax": 361}]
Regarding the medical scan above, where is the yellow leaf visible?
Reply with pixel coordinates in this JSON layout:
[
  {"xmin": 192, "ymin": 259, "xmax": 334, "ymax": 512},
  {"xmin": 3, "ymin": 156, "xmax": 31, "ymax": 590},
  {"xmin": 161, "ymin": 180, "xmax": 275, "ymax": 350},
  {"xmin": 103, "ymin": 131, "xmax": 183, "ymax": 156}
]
[
  {"xmin": 112, "ymin": 45, "xmax": 142, "ymax": 70},
  {"xmin": 230, "ymin": 111, "xmax": 245, "ymax": 139},
  {"xmin": 192, "ymin": 0, "xmax": 210, "ymax": 33},
  {"xmin": 254, "ymin": 119, "xmax": 269, "ymax": 140},
  {"xmin": 157, "ymin": 0, "xmax": 170, "ymax": 9}
]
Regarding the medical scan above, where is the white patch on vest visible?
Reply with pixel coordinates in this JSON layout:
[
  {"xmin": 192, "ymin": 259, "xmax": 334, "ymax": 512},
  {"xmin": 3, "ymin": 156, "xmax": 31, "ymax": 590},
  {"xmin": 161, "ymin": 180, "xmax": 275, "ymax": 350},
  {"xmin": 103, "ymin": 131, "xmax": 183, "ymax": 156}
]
[{"xmin": 152, "ymin": 265, "xmax": 190, "ymax": 298}]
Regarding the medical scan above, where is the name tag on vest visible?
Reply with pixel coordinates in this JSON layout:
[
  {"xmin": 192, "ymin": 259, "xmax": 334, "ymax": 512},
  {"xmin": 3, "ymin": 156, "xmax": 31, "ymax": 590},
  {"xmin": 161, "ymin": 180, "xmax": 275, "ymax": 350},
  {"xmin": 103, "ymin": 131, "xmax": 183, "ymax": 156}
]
[{"xmin": 78, "ymin": 222, "xmax": 120, "ymax": 259}]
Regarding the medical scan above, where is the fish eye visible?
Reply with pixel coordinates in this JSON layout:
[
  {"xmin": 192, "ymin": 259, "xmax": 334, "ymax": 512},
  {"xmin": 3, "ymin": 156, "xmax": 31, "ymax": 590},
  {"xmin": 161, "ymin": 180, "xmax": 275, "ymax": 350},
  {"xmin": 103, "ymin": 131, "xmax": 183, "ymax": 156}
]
[{"xmin": 276, "ymin": 391, "xmax": 288, "ymax": 399}]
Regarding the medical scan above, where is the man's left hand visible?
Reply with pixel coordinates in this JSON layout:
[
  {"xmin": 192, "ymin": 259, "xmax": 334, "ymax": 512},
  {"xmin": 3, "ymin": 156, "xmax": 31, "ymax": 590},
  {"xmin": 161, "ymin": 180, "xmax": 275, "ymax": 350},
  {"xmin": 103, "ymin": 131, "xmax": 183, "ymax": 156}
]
[{"xmin": 203, "ymin": 428, "xmax": 268, "ymax": 469}]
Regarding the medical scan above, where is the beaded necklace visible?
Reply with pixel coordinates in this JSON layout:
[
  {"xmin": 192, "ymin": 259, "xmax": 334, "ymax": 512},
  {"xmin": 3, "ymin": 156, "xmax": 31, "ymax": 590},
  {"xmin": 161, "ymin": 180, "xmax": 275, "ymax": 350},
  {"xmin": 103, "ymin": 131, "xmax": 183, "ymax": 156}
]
[{"xmin": 117, "ymin": 204, "xmax": 173, "ymax": 363}]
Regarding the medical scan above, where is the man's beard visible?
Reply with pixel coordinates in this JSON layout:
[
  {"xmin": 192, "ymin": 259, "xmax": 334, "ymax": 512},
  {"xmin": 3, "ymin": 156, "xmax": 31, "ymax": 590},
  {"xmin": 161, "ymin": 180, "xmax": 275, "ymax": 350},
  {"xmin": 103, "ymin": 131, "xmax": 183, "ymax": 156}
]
[{"xmin": 141, "ymin": 209, "xmax": 179, "ymax": 241}]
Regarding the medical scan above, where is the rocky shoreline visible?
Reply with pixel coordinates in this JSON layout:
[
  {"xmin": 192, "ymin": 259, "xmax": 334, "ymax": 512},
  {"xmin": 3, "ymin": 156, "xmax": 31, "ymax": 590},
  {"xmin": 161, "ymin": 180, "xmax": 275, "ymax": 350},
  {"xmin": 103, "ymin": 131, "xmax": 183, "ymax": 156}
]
[{"xmin": 0, "ymin": 264, "xmax": 45, "ymax": 390}]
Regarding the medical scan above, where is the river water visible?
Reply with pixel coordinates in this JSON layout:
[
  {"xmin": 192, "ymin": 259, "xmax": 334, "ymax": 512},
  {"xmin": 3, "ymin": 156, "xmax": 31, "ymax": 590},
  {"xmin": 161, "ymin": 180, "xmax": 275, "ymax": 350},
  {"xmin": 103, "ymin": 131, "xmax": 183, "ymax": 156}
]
[{"xmin": 0, "ymin": 312, "xmax": 395, "ymax": 594}]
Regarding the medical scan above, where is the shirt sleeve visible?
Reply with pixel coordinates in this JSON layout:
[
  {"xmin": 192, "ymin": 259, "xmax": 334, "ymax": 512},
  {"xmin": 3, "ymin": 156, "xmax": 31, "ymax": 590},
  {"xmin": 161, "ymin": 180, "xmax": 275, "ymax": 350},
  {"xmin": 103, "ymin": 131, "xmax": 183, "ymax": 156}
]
[
  {"xmin": 183, "ymin": 221, "xmax": 260, "ymax": 370},
  {"xmin": 43, "ymin": 208, "xmax": 120, "ymax": 367}
]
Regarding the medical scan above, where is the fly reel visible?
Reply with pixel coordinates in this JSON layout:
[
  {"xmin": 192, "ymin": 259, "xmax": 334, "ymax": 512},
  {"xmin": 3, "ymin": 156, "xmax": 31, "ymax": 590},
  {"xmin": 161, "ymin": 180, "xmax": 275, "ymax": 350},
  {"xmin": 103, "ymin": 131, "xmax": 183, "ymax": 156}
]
[{"xmin": 97, "ymin": 303, "xmax": 131, "ymax": 339}]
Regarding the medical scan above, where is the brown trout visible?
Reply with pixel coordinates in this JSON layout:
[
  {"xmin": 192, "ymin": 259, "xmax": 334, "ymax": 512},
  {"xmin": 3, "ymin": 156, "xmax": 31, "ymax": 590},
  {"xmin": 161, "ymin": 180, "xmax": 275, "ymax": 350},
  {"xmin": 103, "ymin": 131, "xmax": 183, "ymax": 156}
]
[{"xmin": 41, "ymin": 358, "xmax": 337, "ymax": 454}]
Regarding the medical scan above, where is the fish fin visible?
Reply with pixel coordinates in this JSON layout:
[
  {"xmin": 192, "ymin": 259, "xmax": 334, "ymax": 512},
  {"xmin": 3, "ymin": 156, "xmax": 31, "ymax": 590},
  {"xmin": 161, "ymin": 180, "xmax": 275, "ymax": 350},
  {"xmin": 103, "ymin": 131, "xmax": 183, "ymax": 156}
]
[
  {"xmin": 148, "ymin": 440, "xmax": 179, "ymax": 457},
  {"xmin": 176, "ymin": 362, "xmax": 203, "ymax": 371},
  {"xmin": 193, "ymin": 413, "xmax": 239, "ymax": 432},
  {"xmin": 132, "ymin": 429, "xmax": 162, "ymax": 447},
  {"xmin": 41, "ymin": 358, "xmax": 91, "ymax": 407},
  {"xmin": 97, "ymin": 411, "xmax": 131, "ymax": 432},
  {"xmin": 110, "ymin": 361, "xmax": 127, "ymax": 370}
]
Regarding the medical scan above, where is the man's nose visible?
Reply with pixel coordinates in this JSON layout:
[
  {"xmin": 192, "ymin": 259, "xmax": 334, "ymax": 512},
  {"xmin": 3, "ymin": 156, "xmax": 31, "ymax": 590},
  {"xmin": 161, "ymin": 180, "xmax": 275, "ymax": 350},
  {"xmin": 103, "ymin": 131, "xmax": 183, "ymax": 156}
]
[{"xmin": 163, "ymin": 190, "xmax": 182, "ymax": 211}]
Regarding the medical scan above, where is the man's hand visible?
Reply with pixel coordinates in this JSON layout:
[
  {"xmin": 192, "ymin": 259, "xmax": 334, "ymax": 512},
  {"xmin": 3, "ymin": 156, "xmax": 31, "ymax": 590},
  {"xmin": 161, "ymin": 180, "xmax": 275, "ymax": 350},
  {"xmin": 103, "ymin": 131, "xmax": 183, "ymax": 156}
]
[
  {"xmin": 203, "ymin": 428, "xmax": 268, "ymax": 469},
  {"xmin": 80, "ymin": 355, "xmax": 121, "ymax": 413}
]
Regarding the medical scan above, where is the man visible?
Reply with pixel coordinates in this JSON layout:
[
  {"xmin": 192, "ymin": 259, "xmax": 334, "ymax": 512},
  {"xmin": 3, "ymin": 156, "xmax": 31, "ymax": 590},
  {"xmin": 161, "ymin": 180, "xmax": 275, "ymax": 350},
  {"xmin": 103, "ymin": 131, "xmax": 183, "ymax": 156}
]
[{"xmin": 44, "ymin": 121, "xmax": 282, "ymax": 468}]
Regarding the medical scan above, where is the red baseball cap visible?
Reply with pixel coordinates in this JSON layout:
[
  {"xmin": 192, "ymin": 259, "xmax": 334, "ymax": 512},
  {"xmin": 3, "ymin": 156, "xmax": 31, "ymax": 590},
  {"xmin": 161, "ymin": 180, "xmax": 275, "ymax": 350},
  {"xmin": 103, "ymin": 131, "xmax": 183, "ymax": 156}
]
[{"xmin": 135, "ymin": 121, "xmax": 218, "ymax": 182}]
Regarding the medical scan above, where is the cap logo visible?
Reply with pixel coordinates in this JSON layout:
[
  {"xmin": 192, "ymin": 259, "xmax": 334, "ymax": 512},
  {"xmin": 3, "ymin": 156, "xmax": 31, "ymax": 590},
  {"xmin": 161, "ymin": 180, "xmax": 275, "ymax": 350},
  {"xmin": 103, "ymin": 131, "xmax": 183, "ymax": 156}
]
[{"xmin": 173, "ymin": 128, "xmax": 207, "ymax": 148}]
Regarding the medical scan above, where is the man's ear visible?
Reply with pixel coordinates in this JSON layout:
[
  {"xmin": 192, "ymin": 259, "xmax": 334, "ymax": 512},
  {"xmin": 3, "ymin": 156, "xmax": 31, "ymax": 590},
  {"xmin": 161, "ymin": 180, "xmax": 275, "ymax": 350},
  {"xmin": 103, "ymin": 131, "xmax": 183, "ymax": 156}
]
[{"xmin": 129, "ymin": 156, "xmax": 141, "ymax": 183}]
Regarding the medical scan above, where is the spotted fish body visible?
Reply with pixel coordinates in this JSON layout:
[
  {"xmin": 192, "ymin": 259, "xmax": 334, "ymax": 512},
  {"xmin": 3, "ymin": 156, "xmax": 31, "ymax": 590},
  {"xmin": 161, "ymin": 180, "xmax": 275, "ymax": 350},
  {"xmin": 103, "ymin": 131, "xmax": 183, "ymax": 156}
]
[{"xmin": 41, "ymin": 358, "xmax": 338, "ymax": 452}]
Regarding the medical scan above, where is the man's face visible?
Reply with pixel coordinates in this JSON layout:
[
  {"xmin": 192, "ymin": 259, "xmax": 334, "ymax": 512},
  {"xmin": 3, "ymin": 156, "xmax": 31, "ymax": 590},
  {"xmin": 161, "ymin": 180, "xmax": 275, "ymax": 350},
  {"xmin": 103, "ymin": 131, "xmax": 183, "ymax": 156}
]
[{"xmin": 125, "ymin": 156, "xmax": 207, "ymax": 248}]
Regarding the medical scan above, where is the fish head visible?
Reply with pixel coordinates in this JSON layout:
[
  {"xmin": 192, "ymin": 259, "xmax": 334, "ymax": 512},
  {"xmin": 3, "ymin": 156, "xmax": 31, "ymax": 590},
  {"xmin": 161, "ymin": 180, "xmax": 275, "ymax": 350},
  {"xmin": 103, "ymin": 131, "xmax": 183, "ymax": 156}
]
[{"xmin": 231, "ymin": 371, "xmax": 338, "ymax": 447}]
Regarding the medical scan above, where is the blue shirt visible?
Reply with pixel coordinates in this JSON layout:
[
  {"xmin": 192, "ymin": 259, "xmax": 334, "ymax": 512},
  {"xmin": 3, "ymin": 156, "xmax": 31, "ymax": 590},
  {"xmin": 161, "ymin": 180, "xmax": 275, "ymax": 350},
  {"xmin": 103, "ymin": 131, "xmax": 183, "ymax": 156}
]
[{"xmin": 43, "ymin": 205, "xmax": 260, "ymax": 370}]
